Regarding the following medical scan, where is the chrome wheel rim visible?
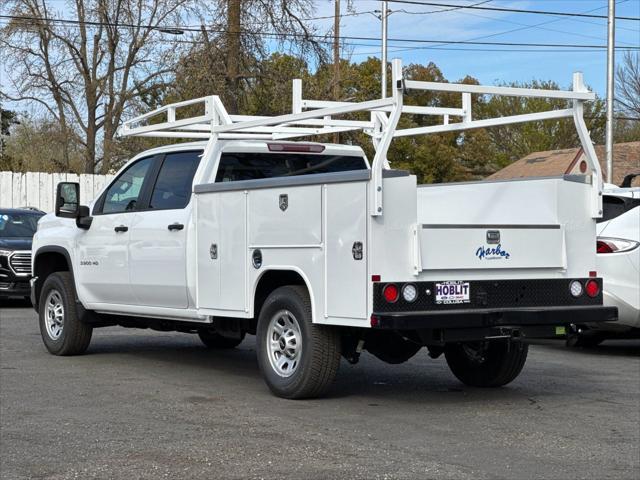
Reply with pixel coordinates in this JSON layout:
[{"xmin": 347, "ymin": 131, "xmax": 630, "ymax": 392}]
[
  {"xmin": 44, "ymin": 289, "xmax": 64, "ymax": 340},
  {"xmin": 266, "ymin": 310, "xmax": 302, "ymax": 378}
]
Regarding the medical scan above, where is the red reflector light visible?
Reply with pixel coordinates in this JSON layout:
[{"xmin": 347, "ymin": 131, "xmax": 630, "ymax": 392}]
[
  {"xmin": 267, "ymin": 143, "xmax": 325, "ymax": 153},
  {"xmin": 585, "ymin": 279, "xmax": 600, "ymax": 297},
  {"xmin": 383, "ymin": 284, "xmax": 399, "ymax": 303},
  {"xmin": 589, "ymin": 271, "xmax": 597, "ymax": 278},
  {"xmin": 596, "ymin": 240, "xmax": 615, "ymax": 254},
  {"xmin": 370, "ymin": 315, "xmax": 380, "ymax": 327},
  {"xmin": 371, "ymin": 274, "xmax": 381, "ymax": 282}
]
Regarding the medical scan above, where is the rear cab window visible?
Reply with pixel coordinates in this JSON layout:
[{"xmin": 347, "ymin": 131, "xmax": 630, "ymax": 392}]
[{"xmin": 215, "ymin": 152, "xmax": 368, "ymax": 183}]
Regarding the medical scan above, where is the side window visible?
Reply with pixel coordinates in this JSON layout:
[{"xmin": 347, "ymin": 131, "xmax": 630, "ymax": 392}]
[
  {"xmin": 102, "ymin": 156, "xmax": 154, "ymax": 214},
  {"xmin": 149, "ymin": 151, "xmax": 201, "ymax": 210}
]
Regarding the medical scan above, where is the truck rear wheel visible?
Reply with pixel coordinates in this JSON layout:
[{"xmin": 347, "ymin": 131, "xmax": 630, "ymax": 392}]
[
  {"xmin": 444, "ymin": 340, "xmax": 528, "ymax": 388},
  {"xmin": 256, "ymin": 285, "xmax": 341, "ymax": 399},
  {"xmin": 198, "ymin": 329, "xmax": 245, "ymax": 349},
  {"xmin": 38, "ymin": 272, "xmax": 92, "ymax": 356}
]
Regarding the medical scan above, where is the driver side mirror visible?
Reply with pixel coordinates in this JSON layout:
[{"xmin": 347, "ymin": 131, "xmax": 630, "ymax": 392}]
[
  {"xmin": 55, "ymin": 182, "xmax": 80, "ymax": 218},
  {"xmin": 55, "ymin": 182, "xmax": 93, "ymax": 230}
]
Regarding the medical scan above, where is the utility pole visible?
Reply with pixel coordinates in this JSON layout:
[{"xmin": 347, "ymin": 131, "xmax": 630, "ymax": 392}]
[
  {"xmin": 381, "ymin": 1, "xmax": 388, "ymax": 98},
  {"xmin": 605, "ymin": 0, "xmax": 615, "ymax": 183},
  {"xmin": 333, "ymin": 0, "xmax": 340, "ymax": 143},
  {"xmin": 227, "ymin": 0, "xmax": 241, "ymax": 114}
]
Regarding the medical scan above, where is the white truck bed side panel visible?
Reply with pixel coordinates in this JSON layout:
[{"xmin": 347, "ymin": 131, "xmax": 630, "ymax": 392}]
[
  {"xmin": 369, "ymin": 175, "xmax": 418, "ymax": 282},
  {"xmin": 557, "ymin": 180, "xmax": 598, "ymax": 277},
  {"xmin": 325, "ymin": 182, "xmax": 368, "ymax": 320},
  {"xmin": 196, "ymin": 178, "xmax": 371, "ymax": 326}
]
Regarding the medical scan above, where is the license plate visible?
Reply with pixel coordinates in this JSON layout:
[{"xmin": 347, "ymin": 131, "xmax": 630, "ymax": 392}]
[{"xmin": 435, "ymin": 281, "xmax": 470, "ymax": 305}]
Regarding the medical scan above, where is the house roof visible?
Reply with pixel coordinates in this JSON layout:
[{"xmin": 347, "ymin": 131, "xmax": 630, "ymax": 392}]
[{"xmin": 487, "ymin": 141, "xmax": 640, "ymax": 186}]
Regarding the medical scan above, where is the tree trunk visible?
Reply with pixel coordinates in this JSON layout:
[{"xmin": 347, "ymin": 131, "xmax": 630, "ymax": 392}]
[
  {"xmin": 226, "ymin": 0, "xmax": 241, "ymax": 113},
  {"xmin": 85, "ymin": 119, "xmax": 96, "ymax": 174}
]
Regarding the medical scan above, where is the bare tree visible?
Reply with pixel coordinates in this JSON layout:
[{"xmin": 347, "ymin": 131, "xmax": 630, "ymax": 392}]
[
  {"xmin": 203, "ymin": 0, "xmax": 328, "ymax": 113},
  {"xmin": 1, "ymin": 0, "xmax": 196, "ymax": 173},
  {"xmin": 616, "ymin": 52, "xmax": 640, "ymax": 118}
]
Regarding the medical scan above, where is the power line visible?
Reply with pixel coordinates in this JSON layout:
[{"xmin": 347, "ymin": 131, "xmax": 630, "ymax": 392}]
[
  {"xmin": 391, "ymin": 0, "xmax": 638, "ymax": 46},
  {"xmin": 383, "ymin": 1, "xmax": 640, "ymax": 21},
  {"xmin": 1, "ymin": 15, "xmax": 638, "ymax": 51}
]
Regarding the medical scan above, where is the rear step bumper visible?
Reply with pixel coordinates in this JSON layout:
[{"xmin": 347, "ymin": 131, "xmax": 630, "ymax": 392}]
[{"xmin": 371, "ymin": 305, "xmax": 618, "ymax": 330}]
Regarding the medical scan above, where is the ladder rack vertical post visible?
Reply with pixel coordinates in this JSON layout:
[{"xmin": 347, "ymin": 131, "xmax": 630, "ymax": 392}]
[
  {"xmin": 462, "ymin": 92, "xmax": 472, "ymax": 124},
  {"xmin": 371, "ymin": 58, "xmax": 403, "ymax": 217},
  {"xmin": 292, "ymin": 79, "xmax": 303, "ymax": 114},
  {"xmin": 572, "ymin": 71, "xmax": 603, "ymax": 219}
]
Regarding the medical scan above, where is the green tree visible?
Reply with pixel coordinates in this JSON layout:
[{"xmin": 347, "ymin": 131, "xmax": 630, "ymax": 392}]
[
  {"xmin": 2, "ymin": 115, "xmax": 85, "ymax": 173},
  {"xmin": 0, "ymin": 108, "xmax": 18, "ymax": 170}
]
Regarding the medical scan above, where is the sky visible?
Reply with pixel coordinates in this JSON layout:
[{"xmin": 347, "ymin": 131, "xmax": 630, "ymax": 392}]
[
  {"xmin": 1, "ymin": 0, "xmax": 638, "ymax": 110},
  {"xmin": 310, "ymin": 0, "xmax": 640, "ymax": 96}
]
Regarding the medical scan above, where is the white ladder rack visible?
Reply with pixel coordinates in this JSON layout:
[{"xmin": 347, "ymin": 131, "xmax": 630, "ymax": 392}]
[{"xmin": 119, "ymin": 58, "xmax": 602, "ymax": 218}]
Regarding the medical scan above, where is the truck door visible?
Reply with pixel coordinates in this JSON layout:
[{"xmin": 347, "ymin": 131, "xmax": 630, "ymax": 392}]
[
  {"xmin": 128, "ymin": 151, "xmax": 201, "ymax": 308},
  {"xmin": 76, "ymin": 156, "xmax": 156, "ymax": 305}
]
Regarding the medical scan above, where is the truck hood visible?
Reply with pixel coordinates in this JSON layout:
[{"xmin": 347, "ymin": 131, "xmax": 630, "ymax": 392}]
[{"xmin": 0, "ymin": 237, "xmax": 33, "ymax": 251}]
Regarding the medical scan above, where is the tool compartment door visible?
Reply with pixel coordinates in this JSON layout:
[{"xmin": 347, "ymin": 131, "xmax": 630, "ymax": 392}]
[{"xmin": 196, "ymin": 191, "xmax": 247, "ymax": 312}]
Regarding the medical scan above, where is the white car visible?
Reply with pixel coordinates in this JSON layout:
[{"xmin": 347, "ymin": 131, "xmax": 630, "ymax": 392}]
[{"xmin": 568, "ymin": 181, "xmax": 640, "ymax": 346}]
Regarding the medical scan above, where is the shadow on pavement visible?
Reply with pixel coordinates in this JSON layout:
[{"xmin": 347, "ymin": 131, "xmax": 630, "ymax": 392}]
[
  {"xmin": 0, "ymin": 298, "xmax": 33, "ymax": 309},
  {"xmin": 531, "ymin": 338, "xmax": 640, "ymax": 357},
  {"xmin": 76, "ymin": 333, "xmax": 605, "ymax": 403}
]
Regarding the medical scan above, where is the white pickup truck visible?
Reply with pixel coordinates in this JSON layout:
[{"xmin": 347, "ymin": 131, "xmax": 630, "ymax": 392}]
[{"xmin": 31, "ymin": 60, "xmax": 616, "ymax": 398}]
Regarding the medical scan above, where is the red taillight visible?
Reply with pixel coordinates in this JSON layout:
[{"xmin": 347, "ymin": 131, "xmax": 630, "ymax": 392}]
[
  {"xmin": 597, "ymin": 240, "xmax": 615, "ymax": 253},
  {"xmin": 382, "ymin": 284, "xmax": 399, "ymax": 303},
  {"xmin": 585, "ymin": 279, "xmax": 600, "ymax": 297}
]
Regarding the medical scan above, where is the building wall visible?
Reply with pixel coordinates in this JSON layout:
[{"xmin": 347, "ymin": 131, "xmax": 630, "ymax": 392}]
[{"xmin": 0, "ymin": 171, "xmax": 113, "ymax": 212}]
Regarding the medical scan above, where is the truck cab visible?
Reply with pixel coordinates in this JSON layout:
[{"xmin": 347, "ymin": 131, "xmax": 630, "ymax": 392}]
[{"xmin": 31, "ymin": 59, "xmax": 616, "ymax": 398}]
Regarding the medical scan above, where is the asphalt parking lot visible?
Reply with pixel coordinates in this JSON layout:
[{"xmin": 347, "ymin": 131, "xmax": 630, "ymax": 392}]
[{"xmin": 1, "ymin": 300, "xmax": 639, "ymax": 480}]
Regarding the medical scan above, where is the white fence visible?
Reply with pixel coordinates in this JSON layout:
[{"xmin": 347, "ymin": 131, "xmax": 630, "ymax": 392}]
[{"xmin": 0, "ymin": 171, "xmax": 113, "ymax": 212}]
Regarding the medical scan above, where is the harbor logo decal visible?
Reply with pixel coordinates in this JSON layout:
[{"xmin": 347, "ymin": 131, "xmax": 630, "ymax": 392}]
[{"xmin": 476, "ymin": 243, "xmax": 511, "ymax": 260}]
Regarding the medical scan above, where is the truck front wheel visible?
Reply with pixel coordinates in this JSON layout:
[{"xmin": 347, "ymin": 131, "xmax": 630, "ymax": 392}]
[
  {"xmin": 38, "ymin": 272, "xmax": 92, "ymax": 356},
  {"xmin": 444, "ymin": 340, "xmax": 528, "ymax": 388},
  {"xmin": 256, "ymin": 286, "xmax": 341, "ymax": 399}
]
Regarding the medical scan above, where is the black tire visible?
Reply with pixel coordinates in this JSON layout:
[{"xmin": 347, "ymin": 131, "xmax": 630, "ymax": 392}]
[
  {"xmin": 256, "ymin": 285, "xmax": 341, "ymax": 399},
  {"xmin": 38, "ymin": 272, "xmax": 92, "ymax": 356},
  {"xmin": 444, "ymin": 340, "xmax": 528, "ymax": 388},
  {"xmin": 198, "ymin": 329, "xmax": 245, "ymax": 349}
]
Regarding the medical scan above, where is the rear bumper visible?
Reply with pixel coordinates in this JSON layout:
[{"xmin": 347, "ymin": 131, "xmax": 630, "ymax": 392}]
[{"xmin": 371, "ymin": 305, "xmax": 618, "ymax": 330}]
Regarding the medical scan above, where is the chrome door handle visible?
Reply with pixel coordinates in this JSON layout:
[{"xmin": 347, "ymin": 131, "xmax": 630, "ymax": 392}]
[
  {"xmin": 168, "ymin": 223, "xmax": 184, "ymax": 231},
  {"xmin": 114, "ymin": 225, "xmax": 128, "ymax": 233}
]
